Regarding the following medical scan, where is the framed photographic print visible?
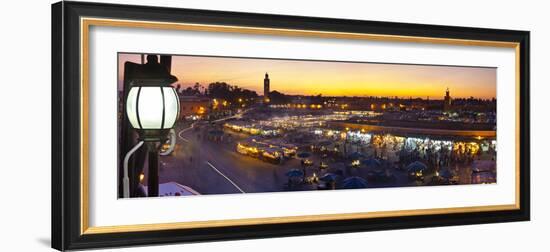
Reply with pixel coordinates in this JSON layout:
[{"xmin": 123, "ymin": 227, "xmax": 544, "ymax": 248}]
[{"xmin": 51, "ymin": 1, "xmax": 530, "ymax": 250}]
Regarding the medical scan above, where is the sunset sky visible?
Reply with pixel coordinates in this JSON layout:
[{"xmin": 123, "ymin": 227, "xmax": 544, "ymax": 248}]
[{"xmin": 118, "ymin": 53, "xmax": 496, "ymax": 99}]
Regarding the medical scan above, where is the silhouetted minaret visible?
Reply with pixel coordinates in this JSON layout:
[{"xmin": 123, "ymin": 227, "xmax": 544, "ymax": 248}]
[
  {"xmin": 444, "ymin": 87, "xmax": 452, "ymax": 111},
  {"xmin": 264, "ymin": 72, "xmax": 270, "ymax": 101}
]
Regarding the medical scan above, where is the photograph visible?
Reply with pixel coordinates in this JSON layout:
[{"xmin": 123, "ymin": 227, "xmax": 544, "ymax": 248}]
[{"xmin": 118, "ymin": 53, "xmax": 498, "ymax": 198}]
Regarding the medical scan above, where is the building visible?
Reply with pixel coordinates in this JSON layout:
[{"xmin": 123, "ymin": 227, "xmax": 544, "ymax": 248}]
[
  {"xmin": 264, "ymin": 72, "xmax": 270, "ymax": 102},
  {"xmin": 178, "ymin": 95, "xmax": 211, "ymax": 119},
  {"xmin": 443, "ymin": 87, "xmax": 452, "ymax": 111}
]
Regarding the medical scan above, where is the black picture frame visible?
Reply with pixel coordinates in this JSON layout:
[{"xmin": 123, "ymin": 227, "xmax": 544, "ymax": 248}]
[{"xmin": 52, "ymin": 1, "xmax": 530, "ymax": 251}]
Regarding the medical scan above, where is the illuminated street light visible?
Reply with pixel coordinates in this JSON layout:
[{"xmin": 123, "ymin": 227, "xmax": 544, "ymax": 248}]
[{"xmin": 124, "ymin": 78, "xmax": 180, "ymax": 197}]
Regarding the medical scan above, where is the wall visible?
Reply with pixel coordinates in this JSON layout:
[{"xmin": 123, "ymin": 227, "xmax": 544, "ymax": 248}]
[{"xmin": 0, "ymin": 0, "xmax": 547, "ymax": 251}]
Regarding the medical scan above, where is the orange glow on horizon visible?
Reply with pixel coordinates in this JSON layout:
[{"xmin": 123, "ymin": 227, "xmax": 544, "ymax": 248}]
[{"xmin": 118, "ymin": 53, "xmax": 496, "ymax": 99}]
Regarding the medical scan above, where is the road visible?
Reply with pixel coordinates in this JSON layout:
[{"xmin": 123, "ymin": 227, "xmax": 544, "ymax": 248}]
[
  {"xmin": 159, "ymin": 122, "xmax": 304, "ymax": 195},
  {"xmin": 158, "ymin": 108, "xmax": 310, "ymax": 195}
]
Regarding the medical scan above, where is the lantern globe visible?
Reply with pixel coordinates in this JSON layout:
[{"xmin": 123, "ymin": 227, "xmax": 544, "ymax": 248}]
[{"xmin": 126, "ymin": 86, "xmax": 180, "ymax": 135}]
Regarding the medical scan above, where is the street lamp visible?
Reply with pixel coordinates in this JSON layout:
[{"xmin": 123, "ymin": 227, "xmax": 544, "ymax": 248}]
[{"xmin": 125, "ymin": 80, "xmax": 180, "ymax": 197}]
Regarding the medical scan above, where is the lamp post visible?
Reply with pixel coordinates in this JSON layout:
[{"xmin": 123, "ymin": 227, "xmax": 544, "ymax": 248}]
[{"xmin": 125, "ymin": 80, "xmax": 180, "ymax": 197}]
